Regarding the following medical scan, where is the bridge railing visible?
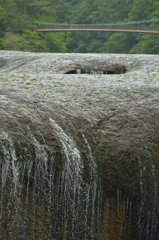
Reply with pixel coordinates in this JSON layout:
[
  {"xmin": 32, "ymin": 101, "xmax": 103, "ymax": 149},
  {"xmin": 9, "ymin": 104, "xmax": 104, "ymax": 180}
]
[{"xmin": 32, "ymin": 22, "xmax": 159, "ymax": 32}]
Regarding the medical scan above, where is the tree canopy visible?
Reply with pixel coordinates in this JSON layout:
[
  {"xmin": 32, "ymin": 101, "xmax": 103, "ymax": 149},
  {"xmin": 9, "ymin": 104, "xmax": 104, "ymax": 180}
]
[
  {"xmin": 65, "ymin": 0, "xmax": 159, "ymax": 54},
  {"xmin": 0, "ymin": 0, "xmax": 67, "ymax": 52},
  {"xmin": 0, "ymin": 0, "xmax": 159, "ymax": 53}
]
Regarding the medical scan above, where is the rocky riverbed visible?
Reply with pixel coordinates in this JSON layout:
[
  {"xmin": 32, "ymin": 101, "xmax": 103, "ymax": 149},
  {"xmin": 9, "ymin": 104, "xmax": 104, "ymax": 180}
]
[{"xmin": 0, "ymin": 51, "xmax": 159, "ymax": 240}]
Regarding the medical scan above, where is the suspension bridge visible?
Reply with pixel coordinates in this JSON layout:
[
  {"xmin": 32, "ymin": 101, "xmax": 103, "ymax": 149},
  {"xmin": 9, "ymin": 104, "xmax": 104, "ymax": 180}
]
[{"xmin": 33, "ymin": 18, "xmax": 159, "ymax": 34}]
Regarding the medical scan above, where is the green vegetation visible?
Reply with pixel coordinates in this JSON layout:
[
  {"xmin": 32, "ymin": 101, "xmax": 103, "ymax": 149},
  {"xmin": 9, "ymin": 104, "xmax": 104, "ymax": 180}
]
[
  {"xmin": 0, "ymin": 0, "xmax": 67, "ymax": 52},
  {"xmin": 65, "ymin": 0, "xmax": 159, "ymax": 54},
  {"xmin": 0, "ymin": 0, "xmax": 159, "ymax": 53}
]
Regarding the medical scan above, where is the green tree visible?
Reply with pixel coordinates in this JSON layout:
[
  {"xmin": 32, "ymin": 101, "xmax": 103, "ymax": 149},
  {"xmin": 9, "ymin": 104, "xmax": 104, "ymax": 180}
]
[
  {"xmin": 43, "ymin": 32, "xmax": 67, "ymax": 52},
  {"xmin": 130, "ymin": 34, "xmax": 159, "ymax": 54},
  {"xmin": 65, "ymin": 0, "xmax": 134, "ymax": 53},
  {"xmin": 1, "ymin": 30, "xmax": 67, "ymax": 52},
  {"xmin": 101, "ymin": 32, "xmax": 137, "ymax": 53},
  {"xmin": 1, "ymin": 0, "xmax": 159, "ymax": 54},
  {"xmin": 0, "ymin": 0, "xmax": 67, "ymax": 52},
  {"xmin": 127, "ymin": 0, "xmax": 159, "ymax": 54},
  {"xmin": 1, "ymin": 30, "xmax": 46, "ymax": 51},
  {"xmin": 128, "ymin": 0, "xmax": 157, "ymax": 21},
  {"xmin": 0, "ymin": 7, "xmax": 8, "ymax": 37}
]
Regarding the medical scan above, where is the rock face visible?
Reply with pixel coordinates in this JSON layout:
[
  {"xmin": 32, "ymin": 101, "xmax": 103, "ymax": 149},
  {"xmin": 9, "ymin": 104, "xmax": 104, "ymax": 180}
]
[{"xmin": 0, "ymin": 51, "xmax": 159, "ymax": 240}]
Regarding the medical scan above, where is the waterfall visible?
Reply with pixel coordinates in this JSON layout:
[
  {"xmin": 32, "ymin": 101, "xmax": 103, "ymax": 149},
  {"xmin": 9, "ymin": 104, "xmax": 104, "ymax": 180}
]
[
  {"xmin": 0, "ymin": 120, "xmax": 102, "ymax": 239},
  {"xmin": 0, "ymin": 130, "xmax": 56, "ymax": 239},
  {"xmin": 49, "ymin": 118, "xmax": 84, "ymax": 239},
  {"xmin": 1, "ymin": 119, "xmax": 158, "ymax": 239},
  {"xmin": 137, "ymin": 152, "xmax": 159, "ymax": 240},
  {"xmin": 82, "ymin": 134, "xmax": 102, "ymax": 239},
  {"xmin": 49, "ymin": 118, "xmax": 102, "ymax": 240}
]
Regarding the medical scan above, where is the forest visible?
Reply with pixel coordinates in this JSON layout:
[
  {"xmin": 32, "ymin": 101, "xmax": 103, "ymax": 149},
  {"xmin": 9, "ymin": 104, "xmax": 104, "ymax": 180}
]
[{"xmin": 0, "ymin": 0, "xmax": 159, "ymax": 54}]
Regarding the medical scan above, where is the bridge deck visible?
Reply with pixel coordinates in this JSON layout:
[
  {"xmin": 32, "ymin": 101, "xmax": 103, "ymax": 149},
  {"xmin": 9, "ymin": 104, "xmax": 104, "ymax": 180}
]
[{"xmin": 36, "ymin": 28, "xmax": 159, "ymax": 34}]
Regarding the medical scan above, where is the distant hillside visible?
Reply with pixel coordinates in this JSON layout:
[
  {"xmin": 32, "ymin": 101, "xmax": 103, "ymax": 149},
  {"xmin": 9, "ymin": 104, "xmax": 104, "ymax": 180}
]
[{"xmin": 0, "ymin": 0, "xmax": 159, "ymax": 53}]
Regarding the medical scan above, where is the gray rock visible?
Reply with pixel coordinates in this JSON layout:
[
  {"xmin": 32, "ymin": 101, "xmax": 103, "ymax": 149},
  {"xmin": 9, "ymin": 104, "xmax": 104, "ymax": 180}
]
[{"xmin": 0, "ymin": 51, "xmax": 159, "ymax": 240}]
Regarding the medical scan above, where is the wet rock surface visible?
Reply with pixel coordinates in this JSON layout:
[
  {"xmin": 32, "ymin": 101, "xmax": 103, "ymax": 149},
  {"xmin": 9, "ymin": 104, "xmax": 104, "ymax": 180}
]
[{"xmin": 0, "ymin": 51, "xmax": 159, "ymax": 239}]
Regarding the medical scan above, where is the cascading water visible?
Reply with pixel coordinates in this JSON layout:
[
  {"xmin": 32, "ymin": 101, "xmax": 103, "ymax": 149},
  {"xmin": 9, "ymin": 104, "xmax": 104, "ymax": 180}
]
[
  {"xmin": 82, "ymin": 134, "xmax": 102, "ymax": 239},
  {"xmin": 0, "ymin": 130, "xmax": 56, "ymax": 239},
  {"xmin": 1, "ymin": 51, "xmax": 159, "ymax": 240},
  {"xmin": 0, "ymin": 120, "xmax": 102, "ymax": 240},
  {"xmin": 49, "ymin": 117, "xmax": 85, "ymax": 239},
  {"xmin": 66, "ymin": 69, "xmax": 117, "ymax": 74},
  {"xmin": 136, "ymin": 151, "xmax": 159, "ymax": 240},
  {"xmin": 66, "ymin": 69, "xmax": 109, "ymax": 74},
  {"xmin": 49, "ymin": 118, "xmax": 102, "ymax": 240},
  {"xmin": 0, "ymin": 121, "xmax": 159, "ymax": 240}
]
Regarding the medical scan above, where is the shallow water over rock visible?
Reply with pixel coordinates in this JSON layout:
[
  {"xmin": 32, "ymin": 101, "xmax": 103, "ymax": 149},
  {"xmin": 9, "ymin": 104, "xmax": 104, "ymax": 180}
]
[
  {"xmin": 0, "ymin": 51, "xmax": 159, "ymax": 239},
  {"xmin": 65, "ymin": 67, "xmax": 126, "ymax": 74}
]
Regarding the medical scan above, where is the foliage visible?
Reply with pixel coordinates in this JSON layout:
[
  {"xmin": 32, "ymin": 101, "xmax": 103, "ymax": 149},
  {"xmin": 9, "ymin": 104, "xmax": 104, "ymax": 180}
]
[
  {"xmin": 130, "ymin": 34, "xmax": 159, "ymax": 54},
  {"xmin": 0, "ymin": 0, "xmax": 67, "ymax": 52},
  {"xmin": 43, "ymin": 32, "xmax": 67, "ymax": 52},
  {"xmin": 101, "ymin": 33, "xmax": 138, "ymax": 53},
  {"xmin": 1, "ymin": 0, "xmax": 159, "ymax": 53},
  {"xmin": 1, "ymin": 31, "xmax": 44, "ymax": 51},
  {"xmin": 65, "ymin": 0, "xmax": 159, "ymax": 54},
  {"xmin": 0, "ymin": 7, "xmax": 8, "ymax": 37}
]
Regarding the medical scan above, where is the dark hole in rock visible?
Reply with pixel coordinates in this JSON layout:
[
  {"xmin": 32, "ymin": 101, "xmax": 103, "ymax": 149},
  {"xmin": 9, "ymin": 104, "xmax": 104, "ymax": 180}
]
[{"xmin": 65, "ymin": 67, "xmax": 126, "ymax": 74}]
